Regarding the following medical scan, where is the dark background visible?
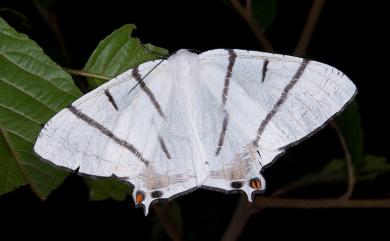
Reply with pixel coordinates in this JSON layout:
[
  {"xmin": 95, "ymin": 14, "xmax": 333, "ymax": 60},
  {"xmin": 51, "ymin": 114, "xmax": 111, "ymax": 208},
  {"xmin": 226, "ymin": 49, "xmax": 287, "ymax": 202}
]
[{"xmin": 0, "ymin": 0, "xmax": 389, "ymax": 239}]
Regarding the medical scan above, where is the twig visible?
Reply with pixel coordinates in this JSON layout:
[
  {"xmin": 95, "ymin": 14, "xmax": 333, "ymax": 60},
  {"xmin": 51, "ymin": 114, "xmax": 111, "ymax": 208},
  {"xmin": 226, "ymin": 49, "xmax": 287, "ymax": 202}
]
[
  {"xmin": 62, "ymin": 67, "xmax": 112, "ymax": 80},
  {"xmin": 253, "ymin": 197, "xmax": 390, "ymax": 209},
  {"xmin": 220, "ymin": 196, "xmax": 254, "ymax": 241},
  {"xmin": 230, "ymin": 0, "xmax": 274, "ymax": 52},
  {"xmin": 221, "ymin": 174, "xmax": 315, "ymax": 241},
  {"xmin": 245, "ymin": 0, "xmax": 252, "ymax": 14},
  {"xmin": 153, "ymin": 205, "xmax": 183, "ymax": 241},
  {"xmin": 251, "ymin": 175, "xmax": 324, "ymax": 213},
  {"xmin": 331, "ymin": 121, "xmax": 355, "ymax": 199},
  {"xmin": 32, "ymin": 0, "xmax": 90, "ymax": 91},
  {"xmin": 32, "ymin": 0, "xmax": 72, "ymax": 63},
  {"xmin": 294, "ymin": 0, "xmax": 327, "ymax": 57}
]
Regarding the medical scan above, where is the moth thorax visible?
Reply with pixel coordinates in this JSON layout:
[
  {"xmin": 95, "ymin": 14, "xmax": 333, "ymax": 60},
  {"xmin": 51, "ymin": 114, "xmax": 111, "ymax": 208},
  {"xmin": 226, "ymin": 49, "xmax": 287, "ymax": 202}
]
[{"xmin": 168, "ymin": 49, "xmax": 200, "ymax": 80}]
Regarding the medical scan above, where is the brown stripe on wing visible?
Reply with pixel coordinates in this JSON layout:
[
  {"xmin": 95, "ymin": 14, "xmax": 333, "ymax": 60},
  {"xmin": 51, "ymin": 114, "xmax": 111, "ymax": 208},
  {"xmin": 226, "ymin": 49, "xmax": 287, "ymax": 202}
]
[
  {"xmin": 67, "ymin": 105, "xmax": 149, "ymax": 166},
  {"xmin": 222, "ymin": 49, "xmax": 237, "ymax": 105},
  {"xmin": 261, "ymin": 59, "xmax": 269, "ymax": 83},
  {"xmin": 104, "ymin": 89, "xmax": 119, "ymax": 111},
  {"xmin": 215, "ymin": 49, "xmax": 237, "ymax": 156},
  {"xmin": 215, "ymin": 112, "xmax": 229, "ymax": 156},
  {"xmin": 132, "ymin": 67, "xmax": 166, "ymax": 119},
  {"xmin": 158, "ymin": 135, "xmax": 172, "ymax": 159},
  {"xmin": 253, "ymin": 59, "xmax": 310, "ymax": 146}
]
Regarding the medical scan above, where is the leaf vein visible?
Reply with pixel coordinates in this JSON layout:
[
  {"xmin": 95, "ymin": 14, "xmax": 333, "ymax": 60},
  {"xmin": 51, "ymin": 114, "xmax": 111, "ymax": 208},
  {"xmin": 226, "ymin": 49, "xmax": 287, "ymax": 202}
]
[
  {"xmin": 0, "ymin": 104, "xmax": 41, "ymax": 125},
  {"xmin": 0, "ymin": 53, "xmax": 78, "ymax": 98},
  {"xmin": 0, "ymin": 128, "xmax": 42, "ymax": 197},
  {"xmin": 0, "ymin": 76, "xmax": 57, "ymax": 113}
]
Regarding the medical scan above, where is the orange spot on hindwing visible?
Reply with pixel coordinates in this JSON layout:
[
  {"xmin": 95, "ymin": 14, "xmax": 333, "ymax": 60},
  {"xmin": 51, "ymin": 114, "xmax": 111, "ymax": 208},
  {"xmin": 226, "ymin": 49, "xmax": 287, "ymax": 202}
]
[
  {"xmin": 249, "ymin": 178, "xmax": 262, "ymax": 190},
  {"xmin": 135, "ymin": 191, "xmax": 145, "ymax": 204}
]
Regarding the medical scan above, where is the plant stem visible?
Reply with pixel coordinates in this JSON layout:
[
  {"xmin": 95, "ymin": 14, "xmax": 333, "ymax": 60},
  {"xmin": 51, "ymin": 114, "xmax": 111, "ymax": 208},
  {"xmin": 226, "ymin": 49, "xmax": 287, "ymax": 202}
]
[
  {"xmin": 220, "ymin": 196, "xmax": 254, "ymax": 241},
  {"xmin": 332, "ymin": 121, "xmax": 355, "ymax": 199},
  {"xmin": 230, "ymin": 0, "xmax": 274, "ymax": 52},
  {"xmin": 63, "ymin": 67, "xmax": 112, "ymax": 80},
  {"xmin": 294, "ymin": 0, "xmax": 327, "ymax": 57},
  {"xmin": 32, "ymin": 0, "xmax": 72, "ymax": 63},
  {"xmin": 253, "ymin": 197, "xmax": 390, "ymax": 209},
  {"xmin": 153, "ymin": 205, "xmax": 183, "ymax": 241}
]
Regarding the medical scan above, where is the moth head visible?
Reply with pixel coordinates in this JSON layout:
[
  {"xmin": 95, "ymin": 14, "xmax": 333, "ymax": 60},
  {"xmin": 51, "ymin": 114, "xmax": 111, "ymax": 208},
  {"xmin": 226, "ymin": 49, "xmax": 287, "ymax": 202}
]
[{"xmin": 168, "ymin": 49, "xmax": 199, "ymax": 76}]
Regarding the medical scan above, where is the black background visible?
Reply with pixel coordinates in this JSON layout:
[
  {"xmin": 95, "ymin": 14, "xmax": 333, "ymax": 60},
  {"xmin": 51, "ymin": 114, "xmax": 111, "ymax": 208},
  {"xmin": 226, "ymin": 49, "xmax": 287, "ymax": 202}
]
[{"xmin": 0, "ymin": 0, "xmax": 389, "ymax": 239}]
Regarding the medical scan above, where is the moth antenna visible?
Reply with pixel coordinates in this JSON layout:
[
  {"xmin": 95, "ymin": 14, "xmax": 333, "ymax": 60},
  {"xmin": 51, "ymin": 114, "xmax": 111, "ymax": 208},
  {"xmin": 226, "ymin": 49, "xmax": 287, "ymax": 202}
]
[{"xmin": 128, "ymin": 58, "xmax": 166, "ymax": 94}]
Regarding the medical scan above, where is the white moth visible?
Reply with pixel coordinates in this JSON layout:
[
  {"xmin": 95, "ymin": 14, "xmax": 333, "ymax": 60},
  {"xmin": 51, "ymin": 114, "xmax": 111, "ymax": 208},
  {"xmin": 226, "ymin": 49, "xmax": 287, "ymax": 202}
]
[{"xmin": 34, "ymin": 49, "xmax": 357, "ymax": 215}]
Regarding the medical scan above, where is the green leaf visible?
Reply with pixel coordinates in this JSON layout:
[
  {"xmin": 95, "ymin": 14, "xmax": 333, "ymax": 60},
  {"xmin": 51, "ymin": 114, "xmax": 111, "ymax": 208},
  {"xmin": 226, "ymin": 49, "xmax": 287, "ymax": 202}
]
[
  {"xmin": 84, "ymin": 177, "xmax": 132, "ymax": 201},
  {"xmin": 295, "ymin": 155, "xmax": 390, "ymax": 190},
  {"xmin": 251, "ymin": 0, "xmax": 276, "ymax": 30},
  {"xmin": 335, "ymin": 100, "xmax": 364, "ymax": 167},
  {"xmin": 83, "ymin": 24, "xmax": 168, "ymax": 89},
  {"xmin": 358, "ymin": 155, "xmax": 390, "ymax": 181},
  {"xmin": 0, "ymin": 17, "xmax": 82, "ymax": 198},
  {"xmin": 83, "ymin": 24, "xmax": 168, "ymax": 201},
  {"xmin": 290, "ymin": 158, "xmax": 346, "ymax": 189}
]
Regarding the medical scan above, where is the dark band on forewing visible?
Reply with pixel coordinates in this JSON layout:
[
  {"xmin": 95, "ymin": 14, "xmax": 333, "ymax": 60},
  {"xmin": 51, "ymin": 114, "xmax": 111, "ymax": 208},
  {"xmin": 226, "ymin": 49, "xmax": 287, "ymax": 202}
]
[
  {"xmin": 222, "ymin": 49, "xmax": 237, "ymax": 105},
  {"xmin": 67, "ymin": 105, "xmax": 149, "ymax": 166},
  {"xmin": 253, "ymin": 59, "xmax": 310, "ymax": 146},
  {"xmin": 104, "ymin": 89, "xmax": 118, "ymax": 111},
  {"xmin": 158, "ymin": 136, "xmax": 172, "ymax": 159},
  {"xmin": 215, "ymin": 49, "xmax": 237, "ymax": 156},
  {"xmin": 261, "ymin": 59, "xmax": 269, "ymax": 83},
  {"xmin": 215, "ymin": 112, "xmax": 229, "ymax": 156},
  {"xmin": 132, "ymin": 67, "xmax": 165, "ymax": 118}
]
